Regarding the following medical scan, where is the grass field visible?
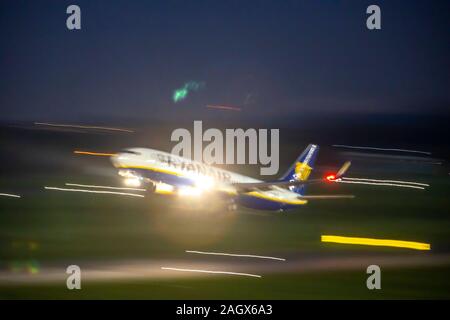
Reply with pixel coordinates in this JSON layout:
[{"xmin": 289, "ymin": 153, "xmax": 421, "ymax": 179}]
[{"xmin": 1, "ymin": 171, "xmax": 449, "ymax": 299}]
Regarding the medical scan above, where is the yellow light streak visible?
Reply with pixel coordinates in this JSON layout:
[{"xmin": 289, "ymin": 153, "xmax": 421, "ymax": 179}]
[
  {"xmin": 321, "ymin": 235, "xmax": 431, "ymax": 250},
  {"xmin": 74, "ymin": 150, "xmax": 117, "ymax": 157}
]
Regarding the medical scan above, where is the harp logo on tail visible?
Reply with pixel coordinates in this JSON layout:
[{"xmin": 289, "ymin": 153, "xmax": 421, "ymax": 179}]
[
  {"xmin": 294, "ymin": 162, "xmax": 312, "ymax": 181},
  {"xmin": 293, "ymin": 144, "xmax": 316, "ymax": 181}
]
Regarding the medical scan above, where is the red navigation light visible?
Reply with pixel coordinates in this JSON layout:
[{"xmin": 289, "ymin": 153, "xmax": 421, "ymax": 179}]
[{"xmin": 326, "ymin": 174, "xmax": 336, "ymax": 182}]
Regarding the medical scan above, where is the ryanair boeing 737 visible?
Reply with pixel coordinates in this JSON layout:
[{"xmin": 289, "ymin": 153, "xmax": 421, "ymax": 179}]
[{"xmin": 111, "ymin": 144, "xmax": 353, "ymax": 211}]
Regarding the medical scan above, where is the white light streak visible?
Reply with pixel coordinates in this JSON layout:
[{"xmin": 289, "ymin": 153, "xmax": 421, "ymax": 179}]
[
  {"xmin": 186, "ymin": 250, "xmax": 286, "ymax": 261},
  {"xmin": 44, "ymin": 187, "xmax": 145, "ymax": 197},
  {"xmin": 342, "ymin": 177, "xmax": 429, "ymax": 187},
  {"xmin": 332, "ymin": 144, "xmax": 431, "ymax": 155},
  {"xmin": 35, "ymin": 122, "xmax": 134, "ymax": 133},
  {"xmin": 0, "ymin": 193, "xmax": 21, "ymax": 198},
  {"xmin": 336, "ymin": 180, "xmax": 425, "ymax": 190},
  {"xmin": 161, "ymin": 267, "xmax": 261, "ymax": 278},
  {"xmin": 65, "ymin": 183, "xmax": 145, "ymax": 191}
]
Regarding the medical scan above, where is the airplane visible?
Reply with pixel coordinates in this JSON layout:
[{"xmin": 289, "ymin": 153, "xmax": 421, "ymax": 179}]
[{"xmin": 110, "ymin": 144, "xmax": 353, "ymax": 211}]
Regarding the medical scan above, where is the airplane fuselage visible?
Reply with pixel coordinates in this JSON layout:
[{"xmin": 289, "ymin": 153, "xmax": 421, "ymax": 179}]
[{"xmin": 111, "ymin": 148, "xmax": 307, "ymax": 211}]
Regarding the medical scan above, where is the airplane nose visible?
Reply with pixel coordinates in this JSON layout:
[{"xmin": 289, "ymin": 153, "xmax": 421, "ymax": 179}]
[{"xmin": 110, "ymin": 153, "xmax": 121, "ymax": 168}]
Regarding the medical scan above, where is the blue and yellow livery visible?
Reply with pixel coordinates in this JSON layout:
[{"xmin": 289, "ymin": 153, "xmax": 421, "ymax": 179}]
[{"xmin": 111, "ymin": 144, "xmax": 352, "ymax": 211}]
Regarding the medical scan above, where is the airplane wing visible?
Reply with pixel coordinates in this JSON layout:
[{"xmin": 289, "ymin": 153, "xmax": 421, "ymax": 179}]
[
  {"xmin": 232, "ymin": 161, "xmax": 352, "ymax": 193},
  {"xmin": 232, "ymin": 178, "xmax": 324, "ymax": 192},
  {"xmin": 295, "ymin": 194, "xmax": 355, "ymax": 200}
]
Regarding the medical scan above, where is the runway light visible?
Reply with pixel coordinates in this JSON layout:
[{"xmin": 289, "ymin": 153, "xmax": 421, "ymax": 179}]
[{"xmin": 321, "ymin": 235, "xmax": 431, "ymax": 251}]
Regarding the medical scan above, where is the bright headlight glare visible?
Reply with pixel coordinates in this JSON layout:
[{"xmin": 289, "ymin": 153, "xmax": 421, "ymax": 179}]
[
  {"xmin": 178, "ymin": 186, "xmax": 203, "ymax": 197},
  {"xmin": 124, "ymin": 177, "xmax": 141, "ymax": 187},
  {"xmin": 194, "ymin": 176, "xmax": 215, "ymax": 190}
]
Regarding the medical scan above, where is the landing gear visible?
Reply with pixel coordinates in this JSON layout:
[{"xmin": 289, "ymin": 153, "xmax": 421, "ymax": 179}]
[
  {"xmin": 226, "ymin": 199, "xmax": 238, "ymax": 212},
  {"xmin": 148, "ymin": 182, "xmax": 156, "ymax": 193}
]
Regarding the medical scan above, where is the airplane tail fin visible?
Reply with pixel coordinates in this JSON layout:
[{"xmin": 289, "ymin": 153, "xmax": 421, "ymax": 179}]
[{"xmin": 279, "ymin": 144, "xmax": 319, "ymax": 195}]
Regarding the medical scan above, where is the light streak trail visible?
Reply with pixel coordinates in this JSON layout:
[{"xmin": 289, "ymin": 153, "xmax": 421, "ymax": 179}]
[
  {"xmin": 206, "ymin": 105, "xmax": 242, "ymax": 111},
  {"xmin": 0, "ymin": 193, "xmax": 21, "ymax": 198},
  {"xmin": 73, "ymin": 150, "xmax": 117, "ymax": 157},
  {"xmin": 332, "ymin": 144, "xmax": 431, "ymax": 155},
  {"xmin": 44, "ymin": 187, "xmax": 145, "ymax": 197},
  {"xmin": 342, "ymin": 177, "xmax": 429, "ymax": 187},
  {"xmin": 161, "ymin": 267, "xmax": 262, "ymax": 278},
  {"xmin": 65, "ymin": 183, "xmax": 145, "ymax": 192},
  {"xmin": 321, "ymin": 235, "xmax": 431, "ymax": 251},
  {"xmin": 336, "ymin": 180, "xmax": 425, "ymax": 190},
  {"xmin": 185, "ymin": 250, "xmax": 286, "ymax": 261},
  {"xmin": 34, "ymin": 122, "xmax": 134, "ymax": 133}
]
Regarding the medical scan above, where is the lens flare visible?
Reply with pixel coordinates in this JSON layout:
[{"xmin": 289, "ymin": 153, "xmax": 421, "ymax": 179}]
[{"xmin": 173, "ymin": 81, "xmax": 205, "ymax": 103}]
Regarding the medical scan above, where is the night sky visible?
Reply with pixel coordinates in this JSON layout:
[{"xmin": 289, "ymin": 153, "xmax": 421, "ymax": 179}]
[{"xmin": 0, "ymin": 0, "xmax": 449, "ymax": 123}]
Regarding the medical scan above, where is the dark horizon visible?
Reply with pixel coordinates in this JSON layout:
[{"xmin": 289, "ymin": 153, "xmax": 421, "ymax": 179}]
[{"xmin": 1, "ymin": 0, "xmax": 449, "ymax": 123}]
